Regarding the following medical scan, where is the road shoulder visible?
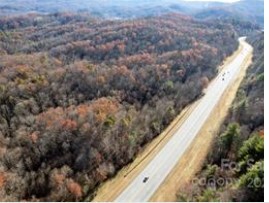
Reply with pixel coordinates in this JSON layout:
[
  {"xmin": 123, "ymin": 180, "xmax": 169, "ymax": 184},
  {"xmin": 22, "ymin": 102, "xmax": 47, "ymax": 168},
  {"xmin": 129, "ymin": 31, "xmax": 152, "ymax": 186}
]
[
  {"xmin": 149, "ymin": 41, "xmax": 253, "ymax": 202},
  {"xmin": 93, "ymin": 41, "xmax": 252, "ymax": 202}
]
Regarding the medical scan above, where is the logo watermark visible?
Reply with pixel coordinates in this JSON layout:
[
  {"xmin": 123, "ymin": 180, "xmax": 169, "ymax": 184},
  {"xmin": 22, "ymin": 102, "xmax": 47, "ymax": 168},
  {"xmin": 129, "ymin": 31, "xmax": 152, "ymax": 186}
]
[{"xmin": 191, "ymin": 159, "xmax": 264, "ymax": 189}]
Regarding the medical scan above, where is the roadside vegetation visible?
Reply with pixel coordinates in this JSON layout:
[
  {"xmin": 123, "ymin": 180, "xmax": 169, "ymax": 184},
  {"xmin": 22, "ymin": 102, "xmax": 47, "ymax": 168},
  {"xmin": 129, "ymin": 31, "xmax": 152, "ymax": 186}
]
[
  {"xmin": 177, "ymin": 32, "xmax": 264, "ymax": 202},
  {"xmin": 0, "ymin": 12, "xmax": 246, "ymax": 201}
]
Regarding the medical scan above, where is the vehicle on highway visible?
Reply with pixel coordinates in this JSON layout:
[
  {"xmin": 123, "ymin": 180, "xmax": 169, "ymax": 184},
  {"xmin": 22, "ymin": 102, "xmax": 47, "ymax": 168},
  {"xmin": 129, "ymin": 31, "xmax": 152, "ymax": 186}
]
[{"xmin": 143, "ymin": 177, "xmax": 149, "ymax": 183}]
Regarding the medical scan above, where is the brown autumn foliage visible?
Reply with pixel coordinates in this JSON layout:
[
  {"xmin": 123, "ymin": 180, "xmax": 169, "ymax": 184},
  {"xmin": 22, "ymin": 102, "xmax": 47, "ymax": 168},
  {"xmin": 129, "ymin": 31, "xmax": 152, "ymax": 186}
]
[
  {"xmin": 0, "ymin": 12, "xmax": 258, "ymax": 201},
  {"xmin": 0, "ymin": 173, "xmax": 5, "ymax": 188},
  {"xmin": 200, "ymin": 76, "xmax": 210, "ymax": 89},
  {"xmin": 54, "ymin": 173, "xmax": 65, "ymax": 186},
  {"xmin": 177, "ymin": 32, "xmax": 264, "ymax": 202},
  {"xmin": 66, "ymin": 179, "xmax": 82, "ymax": 198}
]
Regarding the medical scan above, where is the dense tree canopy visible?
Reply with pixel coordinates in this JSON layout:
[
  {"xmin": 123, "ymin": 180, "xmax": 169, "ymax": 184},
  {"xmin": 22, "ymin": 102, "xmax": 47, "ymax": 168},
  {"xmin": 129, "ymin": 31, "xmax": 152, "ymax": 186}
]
[
  {"xmin": 0, "ymin": 12, "xmax": 247, "ymax": 201},
  {"xmin": 177, "ymin": 32, "xmax": 264, "ymax": 202}
]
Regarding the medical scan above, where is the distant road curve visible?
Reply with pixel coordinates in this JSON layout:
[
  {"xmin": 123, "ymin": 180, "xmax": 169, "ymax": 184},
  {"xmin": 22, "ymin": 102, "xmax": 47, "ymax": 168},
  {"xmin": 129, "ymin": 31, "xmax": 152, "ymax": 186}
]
[{"xmin": 114, "ymin": 37, "xmax": 253, "ymax": 202}]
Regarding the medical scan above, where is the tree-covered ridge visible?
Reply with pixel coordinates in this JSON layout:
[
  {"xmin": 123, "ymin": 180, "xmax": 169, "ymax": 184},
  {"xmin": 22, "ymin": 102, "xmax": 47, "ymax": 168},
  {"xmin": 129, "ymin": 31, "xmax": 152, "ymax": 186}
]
[
  {"xmin": 0, "ymin": 13, "xmax": 244, "ymax": 201},
  {"xmin": 0, "ymin": 0, "xmax": 264, "ymax": 28},
  {"xmin": 177, "ymin": 32, "xmax": 264, "ymax": 202}
]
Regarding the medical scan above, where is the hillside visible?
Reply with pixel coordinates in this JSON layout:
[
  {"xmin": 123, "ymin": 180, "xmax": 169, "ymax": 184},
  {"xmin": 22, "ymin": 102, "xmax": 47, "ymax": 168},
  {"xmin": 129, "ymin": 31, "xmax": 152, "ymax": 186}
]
[
  {"xmin": 0, "ymin": 0, "xmax": 264, "ymax": 28},
  {"xmin": 0, "ymin": 12, "xmax": 242, "ymax": 201},
  {"xmin": 194, "ymin": 0, "xmax": 264, "ymax": 27},
  {"xmin": 177, "ymin": 32, "xmax": 264, "ymax": 202}
]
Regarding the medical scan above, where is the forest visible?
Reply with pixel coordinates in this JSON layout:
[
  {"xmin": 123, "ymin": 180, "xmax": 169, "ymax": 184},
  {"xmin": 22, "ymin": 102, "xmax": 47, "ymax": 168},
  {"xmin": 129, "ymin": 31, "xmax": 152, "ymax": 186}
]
[
  {"xmin": 0, "ymin": 12, "xmax": 259, "ymax": 201},
  {"xmin": 0, "ymin": 0, "xmax": 264, "ymax": 28},
  {"xmin": 177, "ymin": 32, "xmax": 264, "ymax": 202}
]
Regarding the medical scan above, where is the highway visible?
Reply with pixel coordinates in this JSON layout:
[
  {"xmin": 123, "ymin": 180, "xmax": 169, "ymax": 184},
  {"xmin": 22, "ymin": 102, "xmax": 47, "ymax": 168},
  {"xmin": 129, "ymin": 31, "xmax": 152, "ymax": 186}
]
[{"xmin": 114, "ymin": 37, "xmax": 253, "ymax": 202}]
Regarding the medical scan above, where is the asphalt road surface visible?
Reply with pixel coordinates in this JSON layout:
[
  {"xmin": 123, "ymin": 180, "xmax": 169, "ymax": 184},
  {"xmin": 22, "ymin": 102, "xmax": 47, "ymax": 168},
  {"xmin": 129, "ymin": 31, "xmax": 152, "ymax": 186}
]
[{"xmin": 115, "ymin": 37, "xmax": 252, "ymax": 202}]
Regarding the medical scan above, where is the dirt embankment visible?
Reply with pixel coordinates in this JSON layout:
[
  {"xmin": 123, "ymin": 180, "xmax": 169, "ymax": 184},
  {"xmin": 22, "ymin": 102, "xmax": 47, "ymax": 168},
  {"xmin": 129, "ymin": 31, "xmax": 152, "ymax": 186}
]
[
  {"xmin": 93, "ymin": 42, "xmax": 253, "ymax": 202},
  {"xmin": 150, "ymin": 42, "xmax": 253, "ymax": 202}
]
